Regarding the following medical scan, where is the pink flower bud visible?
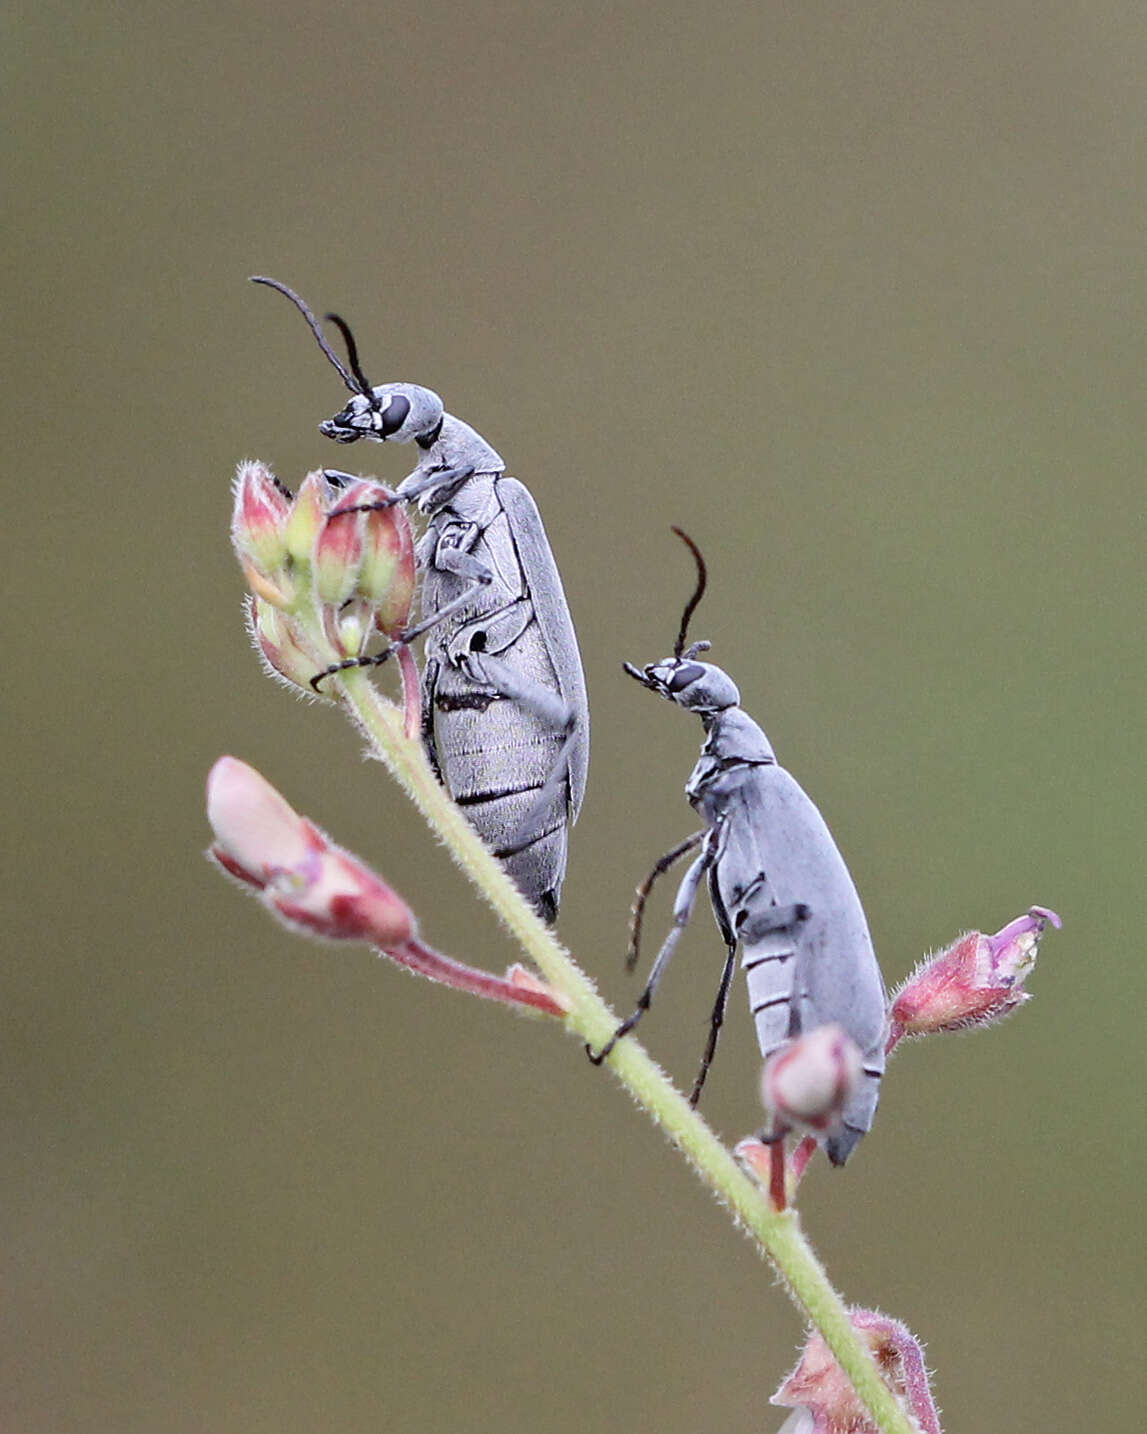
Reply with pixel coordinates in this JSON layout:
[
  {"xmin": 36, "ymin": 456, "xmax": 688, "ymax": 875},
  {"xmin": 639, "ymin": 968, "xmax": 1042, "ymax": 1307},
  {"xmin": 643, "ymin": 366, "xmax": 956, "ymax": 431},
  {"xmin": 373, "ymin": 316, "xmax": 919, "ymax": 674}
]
[
  {"xmin": 364, "ymin": 508, "xmax": 416, "ymax": 638},
  {"xmin": 312, "ymin": 499, "xmax": 365, "ymax": 607},
  {"xmin": 772, "ymin": 1309, "xmax": 941, "ymax": 1434},
  {"xmin": 761, "ymin": 1024, "xmax": 862, "ymax": 1135},
  {"xmin": 231, "ymin": 461, "xmax": 291, "ymax": 579},
  {"xmin": 889, "ymin": 905, "xmax": 1061, "ymax": 1043},
  {"xmin": 206, "ymin": 756, "xmax": 413, "ymax": 945},
  {"xmin": 206, "ymin": 759, "xmax": 567, "ymax": 1018},
  {"xmin": 326, "ymin": 480, "xmax": 417, "ymax": 637}
]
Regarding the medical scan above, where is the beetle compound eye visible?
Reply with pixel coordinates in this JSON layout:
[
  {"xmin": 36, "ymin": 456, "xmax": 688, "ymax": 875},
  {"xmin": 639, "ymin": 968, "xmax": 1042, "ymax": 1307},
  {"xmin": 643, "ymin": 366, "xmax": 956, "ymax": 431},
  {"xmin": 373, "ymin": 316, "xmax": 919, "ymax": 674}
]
[
  {"xmin": 668, "ymin": 662, "xmax": 705, "ymax": 692},
  {"xmin": 379, "ymin": 393, "xmax": 411, "ymax": 437}
]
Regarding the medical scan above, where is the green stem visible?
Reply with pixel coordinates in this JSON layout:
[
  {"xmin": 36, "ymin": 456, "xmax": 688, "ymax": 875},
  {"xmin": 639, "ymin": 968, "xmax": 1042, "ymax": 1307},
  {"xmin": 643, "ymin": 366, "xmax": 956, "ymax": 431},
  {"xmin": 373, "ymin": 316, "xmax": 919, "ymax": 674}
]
[{"xmin": 337, "ymin": 668, "xmax": 919, "ymax": 1434}]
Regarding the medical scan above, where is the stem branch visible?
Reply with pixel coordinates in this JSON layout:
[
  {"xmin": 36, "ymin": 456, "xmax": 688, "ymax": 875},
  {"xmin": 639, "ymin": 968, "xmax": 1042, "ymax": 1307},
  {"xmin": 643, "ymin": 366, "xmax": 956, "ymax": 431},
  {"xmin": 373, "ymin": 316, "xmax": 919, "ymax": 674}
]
[{"xmin": 336, "ymin": 667, "xmax": 918, "ymax": 1434}]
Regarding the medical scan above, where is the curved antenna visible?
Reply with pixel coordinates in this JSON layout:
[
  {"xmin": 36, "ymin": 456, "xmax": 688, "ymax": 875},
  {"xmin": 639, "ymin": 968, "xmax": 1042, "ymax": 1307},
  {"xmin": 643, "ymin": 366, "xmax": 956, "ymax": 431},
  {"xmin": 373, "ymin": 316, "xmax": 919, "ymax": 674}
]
[
  {"xmin": 249, "ymin": 276, "xmax": 364, "ymax": 396},
  {"xmin": 324, "ymin": 312, "xmax": 378, "ymax": 405},
  {"xmin": 670, "ymin": 525, "xmax": 707, "ymax": 658}
]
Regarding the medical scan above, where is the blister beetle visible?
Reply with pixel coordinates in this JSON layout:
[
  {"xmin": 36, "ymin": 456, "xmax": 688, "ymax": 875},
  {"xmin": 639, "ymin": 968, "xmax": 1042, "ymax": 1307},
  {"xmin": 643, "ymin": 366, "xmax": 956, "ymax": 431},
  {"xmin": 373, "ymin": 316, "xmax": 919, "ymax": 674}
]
[
  {"xmin": 591, "ymin": 529, "xmax": 885, "ymax": 1164},
  {"xmin": 252, "ymin": 277, "xmax": 589, "ymax": 924}
]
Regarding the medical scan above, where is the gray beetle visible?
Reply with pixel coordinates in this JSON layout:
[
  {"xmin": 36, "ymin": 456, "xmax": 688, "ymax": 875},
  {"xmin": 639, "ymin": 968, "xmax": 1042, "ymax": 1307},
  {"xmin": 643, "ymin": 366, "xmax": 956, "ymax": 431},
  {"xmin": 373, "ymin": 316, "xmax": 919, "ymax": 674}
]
[
  {"xmin": 591, "ymin": 530, "xmax": 885, "ymax": 1164},
  {"xmin": 252, "ymin": 277, "xmax": 589, "ymax": 924}
]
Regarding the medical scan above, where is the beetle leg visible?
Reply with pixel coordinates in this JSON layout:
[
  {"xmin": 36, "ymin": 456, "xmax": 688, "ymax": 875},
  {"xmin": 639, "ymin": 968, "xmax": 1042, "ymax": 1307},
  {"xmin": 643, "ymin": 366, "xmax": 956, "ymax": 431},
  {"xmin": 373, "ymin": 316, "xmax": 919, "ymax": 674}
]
[
  {"xmin": 308, "ymin": 548, "xmax": 495, "ymax": 690},
  {"xmin": 688, "ymin": 941, "xmax": 738, "ymax": 1107},
  {"xmin": 458, "ymin": 649, "xmax": 580, "ymax": 863},
  {"xmin": 628, "ymin": 831, "xmax": 706, "ymax": 973},
  {"xmin": 395, "ymin": 463, "xmax": 475, "ymax": 505},
  {"xmin": 321, "ymin": 464, "xmax": 477, "ymax": 515},
  {"xmin": 587, "ymin": 843, "xmax": 713, "ymax": 1067},
  {"xmin": 419, "ymin": 656, "xmax": 445, "ymax": 783}
]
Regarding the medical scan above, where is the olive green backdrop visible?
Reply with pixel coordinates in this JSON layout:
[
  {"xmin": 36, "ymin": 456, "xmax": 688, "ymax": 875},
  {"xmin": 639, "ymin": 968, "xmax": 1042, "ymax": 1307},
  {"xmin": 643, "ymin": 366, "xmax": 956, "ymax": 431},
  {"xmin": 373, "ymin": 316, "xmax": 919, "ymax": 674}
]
[{"xmin": 6, "ymin": 3, "xmax": 1143, "ymax": 1431}]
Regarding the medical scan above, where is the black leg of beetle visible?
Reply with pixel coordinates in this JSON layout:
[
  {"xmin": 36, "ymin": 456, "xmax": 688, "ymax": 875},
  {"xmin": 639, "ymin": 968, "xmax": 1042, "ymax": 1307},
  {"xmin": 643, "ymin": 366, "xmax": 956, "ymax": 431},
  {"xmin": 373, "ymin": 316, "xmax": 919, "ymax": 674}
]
[
  {"xmin": 586, "ymin": 846, "xmax": 710, "ymax": 1067},
  {"xmin": 308, "ymin": 568, "xmax": 494, "ymax": 692},
  {"xmin": 628, "ymin": 831, "xmax": 705, "ymax": 974},
  {"xmin": 309, "ymin": 644, "xmax": 400, "ymax": 693},
  {"xmin": 585, "ymin": 992, "xmax": 652, "ymax": 1067},
  {"xmin": 688, "ymin": 941, "xmax": 737, "ymax": 1107},
  {"xmin": 420, "ymin": 657, "xmax": 445, "ymax": 784},
  {"xmin": 323, "ymin": 464, "xmax": 476, "ymax": 516}
]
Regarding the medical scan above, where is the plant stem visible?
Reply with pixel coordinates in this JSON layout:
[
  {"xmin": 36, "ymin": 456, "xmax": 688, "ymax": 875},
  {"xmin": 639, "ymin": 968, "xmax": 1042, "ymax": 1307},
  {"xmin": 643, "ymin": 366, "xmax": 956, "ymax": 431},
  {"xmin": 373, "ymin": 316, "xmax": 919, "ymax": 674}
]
[{"xmin": 336, "ymin": 668, "xmax": 919, "ymax": 1434}]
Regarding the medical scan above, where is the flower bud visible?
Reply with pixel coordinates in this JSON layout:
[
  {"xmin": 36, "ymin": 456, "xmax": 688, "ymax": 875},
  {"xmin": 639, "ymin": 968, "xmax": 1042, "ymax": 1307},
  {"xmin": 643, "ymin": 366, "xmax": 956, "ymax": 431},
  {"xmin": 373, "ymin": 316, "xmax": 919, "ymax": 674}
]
[
  {"xmin": 760, "ymin": 1024, "xmax": 862, "ymax": 1135},
  {"xmin": 326, "ymin": 480, "xmax": 417, "ymax": 636},
  {"xmin": 248, "ymin": 597, "xmax": 331, "ymax": 696},
  {"xmin": 363, "ymin": 501, "xmax": 416, "ymax": 637},
  {"xmin": 206, "ymin": 756, "xmax": 414, "ymax": 945},
  {"xmin": 206, "ymin": 759, "xmax": 567, "ymax": 1017},
  {"xmin": 889, "ymin": 905, "xmax": 1061, "ymax": 1043},
  {"xmin": 231, "ymin": 461, "xmax": 291, "ymax": 580},
  {"xmin": 283, "ymin": 470, "xmax": 334, "ymax": 565},
  {"xmin": 312, "ymin": 500, "xmax": 365, "ymax": 607},
  {"xmin": 206, "ymin": 755, "xmax": 314, "ymax": 886},
  {"xmin": 772, "ymin": 1309, "xmax": 940, "ymax": 1434}
]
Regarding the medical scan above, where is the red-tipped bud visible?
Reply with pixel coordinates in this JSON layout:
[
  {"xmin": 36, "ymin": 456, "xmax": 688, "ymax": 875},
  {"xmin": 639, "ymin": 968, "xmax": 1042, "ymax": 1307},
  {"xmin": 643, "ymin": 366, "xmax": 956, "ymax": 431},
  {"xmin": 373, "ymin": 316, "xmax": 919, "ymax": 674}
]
[
  {"xmin": 313, "ymin": 500, "xmax": 365, "ymax": 607},
  {"xmin": 761, "ymin": 1024, "xmax": 862, "ymax": 1135},
  {"xmin": 364, "ymin": 505, "xmax": 416, "ymax": 637},
  {"xmin": 206, "ymin": 759, "xmax": 567, "ymax": 1018},
  {"xmin": 772, "ymin": 1309, "xmax": 941, "ymax": 1434},
  {"xmin": 889, "ymin": 905, "xmax": 1061, "ymax": 1043},
  {"xmin": 324, "ymin": 480, "xmax": 416, "ymax": 634},
  {"xmin": 206, "ymin": 756, "xmax": 413, "ymax": 946},
  {"xmin": 231, "ymin": 461, "xmax": 291, "ymax": 580}
]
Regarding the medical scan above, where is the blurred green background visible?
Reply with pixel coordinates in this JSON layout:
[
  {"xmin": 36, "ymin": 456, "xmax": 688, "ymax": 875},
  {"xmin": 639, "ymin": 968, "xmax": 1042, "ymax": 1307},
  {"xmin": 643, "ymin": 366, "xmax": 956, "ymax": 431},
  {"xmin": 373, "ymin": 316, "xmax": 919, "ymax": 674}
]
[{"xmin": 6, "ymin": 2, "xmax": 1143, "ymax": 1430}]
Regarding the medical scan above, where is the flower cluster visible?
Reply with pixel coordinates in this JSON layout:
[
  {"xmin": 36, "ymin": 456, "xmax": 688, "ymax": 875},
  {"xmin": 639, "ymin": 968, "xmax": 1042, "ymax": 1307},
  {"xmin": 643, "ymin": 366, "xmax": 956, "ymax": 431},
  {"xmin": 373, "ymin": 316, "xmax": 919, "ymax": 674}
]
[{"xmin": 231, "ymin": 461, "xmax": 416, "ymax": 703}]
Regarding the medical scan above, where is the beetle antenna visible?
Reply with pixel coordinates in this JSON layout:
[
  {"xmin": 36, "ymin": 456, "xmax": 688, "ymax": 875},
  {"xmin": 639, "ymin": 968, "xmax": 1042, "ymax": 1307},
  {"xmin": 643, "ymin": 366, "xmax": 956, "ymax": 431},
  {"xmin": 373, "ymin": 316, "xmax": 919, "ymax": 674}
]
[
  {"xmin": 249, "ymin": 276, "xmax": 365, "ymax": 396},
  {"xmin": 324, "ymin": 312, "xmax": 379, "ymax": 405},
  {"xmin": 670, "ymin": 526, "xmax": 707, "ymax": 658}
]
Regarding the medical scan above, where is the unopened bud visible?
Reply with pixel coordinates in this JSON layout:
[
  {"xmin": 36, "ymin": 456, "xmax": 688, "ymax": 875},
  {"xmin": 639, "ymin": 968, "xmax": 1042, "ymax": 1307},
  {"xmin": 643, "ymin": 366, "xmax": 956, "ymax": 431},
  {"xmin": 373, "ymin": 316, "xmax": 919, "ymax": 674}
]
[
  {"xmin": 231, "ymin": 461, "xmax": 291, "ymax": 580},
  {"xmin": 205, "ymin": 759, "xmax": 568, "ymax": 1018},
  {"xmin": 283, "ymin": 470, "xmax": 334, "ymax": 564},
  {"xmin": 761, "ymin": 1024, "xmax": 862, "ymax": 1135},
  {"xmin": 312, "ymin": 501, "xmax": 365, "ymax": 606},
  {"xmin": 248, "ymin": 597, "xmax": 331, "ymax": 696},
  {"xmin": 206, "ymin": 756, "xmax": 413, "ymax": 946},
  {"xmin": 323, "ymin": 480, "xmax": 417, "ymax": 636},
  {"xmin": 772, "ymin": 1308, "xmax": 941, "ymax": 1434},
  {"xmin": 361, "ymin": 498, "xmax": 416, "ymax": 637},
  {"xmin": 890, "ymin": 905, "xmax": 1061, "ymax": 1043}
]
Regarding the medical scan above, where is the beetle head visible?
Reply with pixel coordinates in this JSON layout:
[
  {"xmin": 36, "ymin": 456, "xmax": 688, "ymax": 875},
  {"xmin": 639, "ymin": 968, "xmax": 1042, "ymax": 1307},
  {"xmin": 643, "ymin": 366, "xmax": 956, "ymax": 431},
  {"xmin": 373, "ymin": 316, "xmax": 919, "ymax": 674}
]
[
  {"xmin": 624, "ymin": 528, "xmax": 741, "ymax": 713},
  {"xmin": 250, "ymin": 276, "xmax": 446, "ymax": 447},
  {"xmin": 624, "ymin": 654, "xmax": 741, "ymax": 713},
  {"xmin": 320, "ymin": 383, "xmax": 444, "ymax": 446}
]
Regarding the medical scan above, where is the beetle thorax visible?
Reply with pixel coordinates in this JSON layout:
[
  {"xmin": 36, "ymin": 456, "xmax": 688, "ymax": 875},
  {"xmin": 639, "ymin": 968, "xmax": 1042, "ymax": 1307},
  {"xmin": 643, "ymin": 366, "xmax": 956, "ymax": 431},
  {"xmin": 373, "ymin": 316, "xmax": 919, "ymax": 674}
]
[
  {"xmin": 431, "ymin": 415, "xmax": 504, "ymax": 478},
  {"xmin": 701, "ymin": 706, "xmax": 777, "ymax": 765}
]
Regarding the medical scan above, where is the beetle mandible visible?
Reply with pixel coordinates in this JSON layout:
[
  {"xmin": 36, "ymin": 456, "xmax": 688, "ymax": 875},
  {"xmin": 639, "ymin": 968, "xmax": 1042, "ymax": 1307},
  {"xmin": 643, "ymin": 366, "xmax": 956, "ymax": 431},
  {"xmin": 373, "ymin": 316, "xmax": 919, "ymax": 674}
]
[
  {"xmin": 590, "ymin": 529, "xmax": 885, "ymax": 1164},
  {"xmin": 252, "ymin": 277, "xmax": 589, "ymax": 925}
]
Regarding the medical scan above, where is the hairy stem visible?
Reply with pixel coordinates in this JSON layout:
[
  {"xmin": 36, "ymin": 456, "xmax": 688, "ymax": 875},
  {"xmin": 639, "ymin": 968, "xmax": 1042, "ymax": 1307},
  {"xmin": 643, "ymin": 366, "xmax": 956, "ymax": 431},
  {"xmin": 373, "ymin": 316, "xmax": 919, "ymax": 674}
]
[{"xmin": 336, "ymin": 667, "xmax": 919, "ymax": 1434}]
